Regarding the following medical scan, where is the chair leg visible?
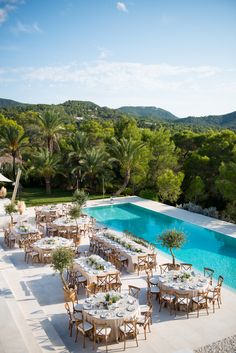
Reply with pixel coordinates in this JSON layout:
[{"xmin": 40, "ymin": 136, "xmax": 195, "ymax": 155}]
[
  {"xmin": 69, "ymin": 322, "xmax": 73, "ymax": 337},
  {"xmin": 135, "ymin": 332, "xmax": 138, "ymax": 346}
]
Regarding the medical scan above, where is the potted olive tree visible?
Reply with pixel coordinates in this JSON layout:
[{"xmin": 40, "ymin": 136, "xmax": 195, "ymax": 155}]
[
  {"xmin": 158, "ymin": 229, "xmax": 186, "ymax": 270},
  {"xmin": 51, "ymin": 247, "xmax": 77, "ymax": 302},
  {"xmin": 69, "ymin": 204, "xmax": 82, "ymax": 237},
  {"xmin": 4, "ymin": 202, "xmax": 17, "ymax": 226},
  {"xmin": 72, "ymin": 188, "xmax": 88, "ymax": 207}
]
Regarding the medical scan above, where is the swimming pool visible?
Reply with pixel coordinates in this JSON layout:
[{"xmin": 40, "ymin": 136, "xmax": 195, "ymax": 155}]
[{"xmin": 85, "ymin": 203, "xmax": 236, "ymax": 290}]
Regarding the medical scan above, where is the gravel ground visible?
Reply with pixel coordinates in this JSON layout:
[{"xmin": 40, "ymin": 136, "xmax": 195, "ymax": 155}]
[{"xmin": 195, "ymin": 335, "xmax": 236, "ymax": 353}]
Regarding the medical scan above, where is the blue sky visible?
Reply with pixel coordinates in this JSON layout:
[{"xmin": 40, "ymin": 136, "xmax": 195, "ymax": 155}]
[{"xmin": 0, "ymin": 0, "xmax": 236, "ymax": 117}]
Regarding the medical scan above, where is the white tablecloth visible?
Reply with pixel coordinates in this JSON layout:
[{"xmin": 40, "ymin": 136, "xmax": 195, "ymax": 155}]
[
  {"xmin": 53, "ymin": 216, "xmax": 90, "ymax": 228},
  {"xmin": 73, "ymin": 255, "xmax": 119, "ymax": 284},
  {"xmin": 157, "ymin": 270, "xmax": 210, "ymax": 297},
  {"xmin": 33, "ymin": 236, "xmax": 74, "ymax": 261},
  {"xmin": 12, "ymin": 225, "xmax": 39, "ymax": 243},
  {"xmin": 94, "ymin": 231, "xmax": 152, "ymax": 272},
  {"xmin": 82, "ymin": 292, "xmax": 140, "ymax": 342}
]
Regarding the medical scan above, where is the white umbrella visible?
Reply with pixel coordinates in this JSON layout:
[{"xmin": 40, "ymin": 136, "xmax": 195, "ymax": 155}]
[{"xmin": 0, "ymin": 173, "xmax": 12, "ymax": 183}]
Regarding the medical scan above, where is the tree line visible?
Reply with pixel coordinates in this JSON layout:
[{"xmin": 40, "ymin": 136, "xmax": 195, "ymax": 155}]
[{"xmin": 0, "ymin": 108, "xmax": 235, "ymax": 222}]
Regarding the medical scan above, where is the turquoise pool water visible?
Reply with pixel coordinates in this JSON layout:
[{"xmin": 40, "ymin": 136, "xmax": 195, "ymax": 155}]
[{"xmin": 85, "ymin": 203, "xmax": 236, "ymax": 290}]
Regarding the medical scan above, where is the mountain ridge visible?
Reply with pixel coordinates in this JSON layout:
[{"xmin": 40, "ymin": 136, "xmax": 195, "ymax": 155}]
[{"xmin": 0, "ymin": 97, "xmax": 235, "ymax": 129}]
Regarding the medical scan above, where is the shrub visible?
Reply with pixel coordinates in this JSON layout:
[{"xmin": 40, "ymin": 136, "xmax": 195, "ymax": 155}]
[{"xmin": 139, "ymin": 189, "xmax": 158, "ymax": 201}]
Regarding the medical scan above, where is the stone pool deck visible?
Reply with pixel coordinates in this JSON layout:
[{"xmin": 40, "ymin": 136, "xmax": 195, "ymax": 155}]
[{"xmin": 0, "ymin": 197, "xmax": 236, "ymax": 353}]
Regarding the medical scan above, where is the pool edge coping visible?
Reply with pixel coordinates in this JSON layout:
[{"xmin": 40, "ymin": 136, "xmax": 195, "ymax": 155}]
[{"xmin": 85, "ymin": 196, "xmax": 236, "ymax": 239}]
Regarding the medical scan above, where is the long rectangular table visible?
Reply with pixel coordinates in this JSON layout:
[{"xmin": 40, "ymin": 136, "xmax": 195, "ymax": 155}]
[{"xmin": 94, "ymin": 230, "xmax": 153, "ymax": 272}]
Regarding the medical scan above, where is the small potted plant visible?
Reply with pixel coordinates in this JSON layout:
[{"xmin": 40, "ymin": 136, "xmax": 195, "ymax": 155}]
[
  {"xmin": 158, "ymin": 229, "xmax": 186, "ymax": 270},
  {"xmin": 72, "ymin": 189, "xmax": 88, "ymax": 208},
  {"xmin": 4, "ymin": 202, "xmax": 17, "ymax": 226},
  {"xmin": 51, "ymin": 247, "xmax": 77, "ymax": 302},
  {"xmin": 69, "ymin": 204, "xmax": 82, "ymax": 237}
]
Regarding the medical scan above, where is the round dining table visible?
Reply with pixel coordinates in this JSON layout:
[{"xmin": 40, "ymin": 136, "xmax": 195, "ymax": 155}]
[
  {"xmin": 32, "ymin": 236, "xmax": 74, "ymax": 262},
  {"xmin": 157, "ymin": 270, "xmax": 210, "ymax": 297},
  {"xmin": 53, "ymin": 216, "xmax": 90, "ymax": 228},
  {"xmin": 79, "ymin": 291, "xmax": 140, "ymax": 342},
  {"xmin": 12, "ymin": 224, "xmax": 39, "ymax": 244}
]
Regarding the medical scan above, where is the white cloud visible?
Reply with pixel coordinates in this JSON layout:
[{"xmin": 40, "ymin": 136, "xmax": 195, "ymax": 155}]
[
  {"xmin": 0, "ymin": 0, "xmax": 24, "ymax": 25},
  {"xmin": 21, "ymin": 62, "xmax": 221, "ymax": 86},
  {"xmin": 0, "ymin": 8, "xmax": 8, "ymax": 23},
  {"xmin": 11, "ymin": 20, "xmax": 42, "ymax": 34},
  {"xmin": 116, "ymin": 2, "xmax": 128, "ymax": 13},
  {"xmin": 0, "ymin": 61, "xmax": 235, "ymax": 116}
]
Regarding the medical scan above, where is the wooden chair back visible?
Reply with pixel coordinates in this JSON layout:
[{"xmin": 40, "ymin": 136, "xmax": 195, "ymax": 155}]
[
  {"xmin": 180, "ymin": 263, "xmax": 192, "ymax": 271},
  {"xmin": 96, "ymin": 274, "xmax": 108, "ymax": 291},
  {"xmin": 159, "ymin": 263, "xmax": 170, "ymax": 274},
  {"xmin": 217, "ymin": 275, "xmax": 224, "ymax": 287},
  {"xmin": 128, "ymin": 285, "xmax": 140, "ymax": 299}
]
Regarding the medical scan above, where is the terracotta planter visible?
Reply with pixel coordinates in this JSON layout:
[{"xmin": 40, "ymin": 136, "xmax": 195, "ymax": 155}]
[{"xmin": 63, "ymin": 285, "xmax": 78, "ymax": 302}]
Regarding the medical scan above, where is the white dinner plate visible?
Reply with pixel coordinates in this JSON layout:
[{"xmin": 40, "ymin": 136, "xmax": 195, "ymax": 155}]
[{"xmin": 116, "ymin": 312, "xmax": 125, "ymax": 317}]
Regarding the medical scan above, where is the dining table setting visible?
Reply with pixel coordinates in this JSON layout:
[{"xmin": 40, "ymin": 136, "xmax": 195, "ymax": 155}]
[
  {"xmin": 32, "ymin": 236, "xmax": 74, "ymax": 261},
  {"xmin": 79, "ymin": 291, "xmax": 140, "ymax": 342},
  {"xmin": 12, "ymin": 223, "xmax": 40, "ymax": 244},
  {"xmin": 73, "ymin": 255, "xmax": 119, "ymax": 284},
  {"xmin": 53, "ymin": 215, "xmax": 91, "ymax": 228},
  {"xmin": 94, "ymin": 230, "xmax": 153, "ymax": 272},
  {"xmin": 157, "ymin": 269, "xmax": 210, "ymax": 297}
]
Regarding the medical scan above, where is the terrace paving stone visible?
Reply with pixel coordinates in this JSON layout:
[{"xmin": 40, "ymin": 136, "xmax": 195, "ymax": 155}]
[{"xmin": 0, "ymin": 197, "xmax": 236, "ymax": 353}]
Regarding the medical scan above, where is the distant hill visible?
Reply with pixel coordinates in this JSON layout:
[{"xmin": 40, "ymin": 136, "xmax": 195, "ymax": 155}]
[
  {"xmin": 0, "ymin": 97, "xmax": 235, "ymax": 129},
  {"xmin": 118, "ymin": 106, "xmax": 179, "ymax": 121},
  {"xmin": 177, "ymin": 111, "xmax": 236, "ymax": 129},
  {"xmin": 0, "ymin": 98, "xmax": 26, "ymax": 108}
]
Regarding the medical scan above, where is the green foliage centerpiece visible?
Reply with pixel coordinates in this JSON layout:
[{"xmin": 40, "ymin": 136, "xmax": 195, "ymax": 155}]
[
  {"xmin": 104, "ymin": 293, "xmax": 121, "ymax": 308},
  {"xmin": 158, "ymin": 229, "xmax": 185, "ymax": 268}
]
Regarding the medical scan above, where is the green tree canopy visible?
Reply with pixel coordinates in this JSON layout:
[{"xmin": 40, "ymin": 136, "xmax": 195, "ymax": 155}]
[{"xmin": 157, "ymin": 169, "xmax": 184, "ymax": 203}]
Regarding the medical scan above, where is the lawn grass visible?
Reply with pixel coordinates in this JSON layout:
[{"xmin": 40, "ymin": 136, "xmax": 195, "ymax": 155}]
[{"xmin": 8, "ymin": 187, "xmax": 111, "ymax": 207}]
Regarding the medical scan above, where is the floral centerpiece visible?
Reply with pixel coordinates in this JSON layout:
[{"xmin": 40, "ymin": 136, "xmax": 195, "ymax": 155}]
[
  {"xmin": 173, "ymin": 272, "xmax": 192, "ymax": 282},
  {"xmin": 18, "ymin": 225, "xmax": 29, "ymax": 233},
  {"xmin": 104, "ymin": 232, "xmax": 143, "ymax": 253},
  {"xmin": 86, "ymin": 255, "xmax": 105, "ymax": 270},
  {"xmin": 104, "ymin": 293, "xmax": 121, "ymax": 307},
  {"xmin": 44, "ymin": 238, "xmax": 56, "ymax": 245}
]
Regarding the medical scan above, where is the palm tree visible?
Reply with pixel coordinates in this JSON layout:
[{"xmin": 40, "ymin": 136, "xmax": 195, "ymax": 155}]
[
  {"xmin": 82, "ymin": 147, "xmax": 111, "ymax": 192},
  {"xmin": 0, "ymin": 125, "xmax": 28, "ymax": 179},
  {"xmin": 110, "ymin": 137, "xmax": 145, "ymax": 196},
  {"xmin": 68, "ymin": 132, "xmax": 90, "ymax": 188},
  {"xmin": 37, "ymin": 110, "xmax": 64, "ymax": 152},
  {"xmin": 32, "ymin": 148, "xmax": 61, "ymax": 194}
]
